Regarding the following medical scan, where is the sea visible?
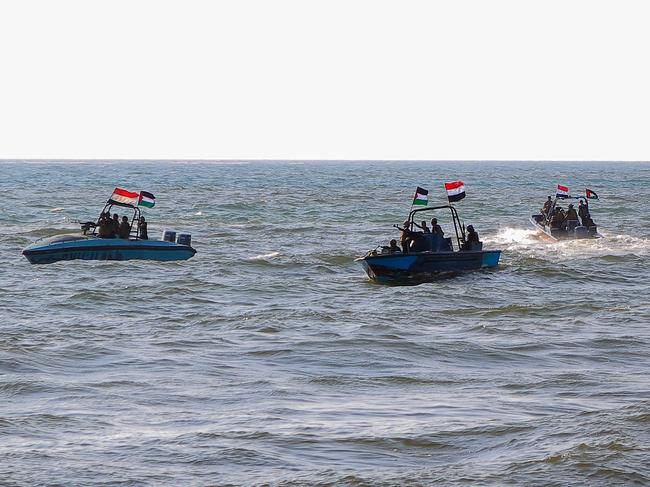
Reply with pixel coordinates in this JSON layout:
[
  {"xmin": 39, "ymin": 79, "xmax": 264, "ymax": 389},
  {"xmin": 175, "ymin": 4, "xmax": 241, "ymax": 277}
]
[{"xmin": 1, "ymin": 160, "xmax": 649, "ymax": 486}]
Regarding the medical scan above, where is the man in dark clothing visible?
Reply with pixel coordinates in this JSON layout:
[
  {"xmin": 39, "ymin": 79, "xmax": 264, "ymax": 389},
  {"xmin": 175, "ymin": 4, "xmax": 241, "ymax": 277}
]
[
  {"xmin": 111, "ymin": 214, "xmax": 120, "ymax": 236},
  {"xmin": 541, "ymin": 196, "xmax": 553, "ymax": 216},
  {"xmin": 98, "ymin": 213, "xmax": 113, "ymax": 238},
  {"xmin": 558, "ymin": 208, "xmax": 567, "ymax": 229},
  {"xmin": 388, "ymin": 239, "xmax": 401, "ymax": 253},
  {"xmin": 138, "ymin": 216, "xmax": 148, "ymax": 240},
  {"xmin": 413, "ymin": 220, "xmax": 431, "ymax": 233},
  {"xmin": 583, "ymin": 215, "xmax": 597, "ymax": 232},
  {"xmin": 430, "ymin": 218, "xmax": 444, "ymax": 236},
  {"xmin": 466, "ymin": 225, "xmax": 479, "ymax": 243},
  {"xmin": 578, "ymin": 200, "xmax": 590, "ymax": 226},
  {"xmin": 552, "ymin": 207, "xmax": 566, "ymax": 229},
  {"xmin": 118, "ymin": 216, "xmax": 131, "ymax": 239},
  {"xmin": 462, "ymin": 225, "xmax": 480, "ymax": 250},
  {"xmin": 565, "ymin": 204, "xmax": 579, "ymax": 230},
  {"xmin": 565, "ymin": 204, "xmax": 579, "ymax": 222}
]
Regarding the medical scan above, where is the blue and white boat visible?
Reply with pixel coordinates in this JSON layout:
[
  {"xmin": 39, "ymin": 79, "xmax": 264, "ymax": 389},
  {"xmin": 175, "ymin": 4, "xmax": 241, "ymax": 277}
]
[
  {"xmin": 23, "ymin": 190, "xmax": 196, "ymax": 264},
  {"xmin": 23, "ymin": 234, "xmax": 196, "ymax": 264},
  {"xmin": 356, "ymin": 205, "xmax": 501, "ymax": 283}
]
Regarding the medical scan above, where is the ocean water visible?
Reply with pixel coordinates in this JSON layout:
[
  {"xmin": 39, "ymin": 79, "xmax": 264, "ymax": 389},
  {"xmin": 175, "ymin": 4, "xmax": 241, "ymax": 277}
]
[{"xmin": 1, "ymin": 160, "xmax": 649, "ymax": 486}]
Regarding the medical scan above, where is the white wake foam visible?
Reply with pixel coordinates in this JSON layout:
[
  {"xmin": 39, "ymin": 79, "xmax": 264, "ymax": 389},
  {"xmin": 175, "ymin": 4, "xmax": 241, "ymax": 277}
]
[
  {"xmin": 485, "ymin": 227, "xmax": 650, "ymax": 262},
  {"xmin": 249, "ymin": 251, "xmax": 280, "ymax": 260},
  {"xmin": 487, "ymin": 227, "xmax": 539, "ymax": 246}
]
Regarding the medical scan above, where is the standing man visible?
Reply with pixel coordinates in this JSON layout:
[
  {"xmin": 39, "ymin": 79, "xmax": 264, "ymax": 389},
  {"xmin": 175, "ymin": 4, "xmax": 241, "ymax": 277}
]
[
  {"xmin": 430, "ymin": 218, "xmax": 444, "ymax": 236},
  {"xmin": 578, "ymin": 200, "xmax": 590, "ymax": 226}
]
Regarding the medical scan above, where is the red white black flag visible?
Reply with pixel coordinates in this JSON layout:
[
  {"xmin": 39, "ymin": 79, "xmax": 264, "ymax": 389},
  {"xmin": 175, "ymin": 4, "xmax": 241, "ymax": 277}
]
[{"xmin": 445, "ymin": 181, "xmax": 466, "ymax": 202}]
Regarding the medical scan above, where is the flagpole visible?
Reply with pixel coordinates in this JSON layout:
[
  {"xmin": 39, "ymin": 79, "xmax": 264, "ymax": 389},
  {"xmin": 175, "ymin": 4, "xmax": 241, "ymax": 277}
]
[
  {"xmin": 405, "ymin": 201, "xmax": 414, "ymax": 230},
  {"xmin": 408, "ymin": 188, "xmax": 418, "ymax": 229}
]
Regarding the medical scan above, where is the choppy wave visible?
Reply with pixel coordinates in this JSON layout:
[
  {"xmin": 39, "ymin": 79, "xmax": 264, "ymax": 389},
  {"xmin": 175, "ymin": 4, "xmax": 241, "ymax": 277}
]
[{"xmin": 2, "ymin": 161, "xmax": 650, "ymax": 485}]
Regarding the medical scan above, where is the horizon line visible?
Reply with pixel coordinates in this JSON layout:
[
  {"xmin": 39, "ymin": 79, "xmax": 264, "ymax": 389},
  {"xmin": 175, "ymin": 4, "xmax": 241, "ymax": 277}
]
[{"xmin": 2, "ymin": 158, "xmax": 650, "ymax": 163}]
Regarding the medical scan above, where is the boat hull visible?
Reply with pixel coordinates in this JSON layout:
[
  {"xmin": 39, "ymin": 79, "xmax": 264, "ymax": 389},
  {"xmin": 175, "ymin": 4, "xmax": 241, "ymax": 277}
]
[
  {"xmin": 529, "ymin": 215, "xmax": 602, "ymax": 241},
  {"xmin": 357, "ymin": 250, "xmax": 501, "ymax": 283},
  {"xmin": 23, "ymin": 235, "xmax": 196, "ymax": 264}
]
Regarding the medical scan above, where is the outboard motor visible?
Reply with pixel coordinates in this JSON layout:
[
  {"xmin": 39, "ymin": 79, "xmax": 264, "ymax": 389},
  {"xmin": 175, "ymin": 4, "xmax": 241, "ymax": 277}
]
[
  {"xmin": 177, "ymin": 233, "xmax": 192, "ymax": 247},
  {"xmin": 162, "ymin": 230, "xmax": 177, "ymax": 242}
]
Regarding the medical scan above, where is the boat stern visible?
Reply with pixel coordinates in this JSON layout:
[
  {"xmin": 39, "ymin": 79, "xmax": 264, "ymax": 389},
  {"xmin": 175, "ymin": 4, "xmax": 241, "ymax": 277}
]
[{"xmin": 480, "ymin": 250, "xmax": 501, "ymax": 268}]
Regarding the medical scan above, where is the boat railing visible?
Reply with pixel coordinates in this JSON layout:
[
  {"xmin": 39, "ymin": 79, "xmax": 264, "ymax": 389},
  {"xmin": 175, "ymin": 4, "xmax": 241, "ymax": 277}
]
[{"xmin": 408, "ymin": 205, "xmax": 466, "ymax": 250}]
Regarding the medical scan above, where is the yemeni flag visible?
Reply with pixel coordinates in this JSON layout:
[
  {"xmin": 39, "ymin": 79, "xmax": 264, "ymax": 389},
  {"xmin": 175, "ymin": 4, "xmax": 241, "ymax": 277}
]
[
  {"xmin": 585, "ymin": 188, "xmax": 599, "ymax": 200},
  {"xmin": 556, "ymin": 184, "xmax": 570, "ymax": 199},
  {"xmin": 109, "ymin": 187, "xmax": 139, "ymax": 206},
  {"xmin": 138, "ymin": 191, "xmax": 156, "ymax": 208},
  {"xmin": 445, "ymin": 181, "xmax": 466, "ymax": 202},
  {"xmin": 412, "ymin": 186, "xmax": 429, "ymax": 206}
]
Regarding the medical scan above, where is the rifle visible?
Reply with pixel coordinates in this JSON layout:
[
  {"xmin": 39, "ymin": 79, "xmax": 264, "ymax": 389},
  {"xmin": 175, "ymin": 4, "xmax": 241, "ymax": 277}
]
[{"xmin": 72, "ymin": 219, "xmax": 97, "ymax": 235}]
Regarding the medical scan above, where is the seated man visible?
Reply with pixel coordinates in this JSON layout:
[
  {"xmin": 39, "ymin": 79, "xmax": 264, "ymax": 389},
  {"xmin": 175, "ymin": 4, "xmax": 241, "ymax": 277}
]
[
  {"xmin": 117, "ymin": 216, "xmax": 132, "ymax": 239},
  {"xmin": 583, "ymin": 215, "xmax": 597, "ymax": 233},
  {"xmin": 462, "ymin": 225, "xmax": 481, "ymax": 250},
  {"xmin": 388, "ymin": 239, "xmax": 401, "ymax": 253},
  {"xmin": 138, "ymin": 216, "xmax": 148, "ymax": 240},
  {"xmin": 430, "ymin": 218, "xmax": 444, "ymax": 236}
]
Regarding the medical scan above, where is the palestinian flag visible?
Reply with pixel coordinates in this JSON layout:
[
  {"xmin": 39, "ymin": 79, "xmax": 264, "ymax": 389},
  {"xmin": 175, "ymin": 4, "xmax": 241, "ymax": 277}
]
[
  {"xmin": 138, "ymin": 191, "xmax": 156, "ymax": 208},
  {"xmin": 109, "ymin": 187, "xmax": 139, "ymax": 206},
  {"xmin": 413, "ymin": 186, "xmax": 429, "ymax": 206},
  {"xmin": 445, "ymin": 181, "xmax": 466, "ymax": 202},
  {"xmin": 585, "ymin": 188, "xmax": 599, "ymax": 200},
  {"xmin": 556, "ymin": 184, "xmax": 570, "ymax": 199}
]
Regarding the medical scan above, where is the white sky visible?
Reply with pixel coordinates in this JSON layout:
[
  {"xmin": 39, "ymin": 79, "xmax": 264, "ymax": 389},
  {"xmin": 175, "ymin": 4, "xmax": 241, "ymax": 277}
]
[{"xmin": 0, "ymin": 0, "xmax": 649, "ymax": 160}]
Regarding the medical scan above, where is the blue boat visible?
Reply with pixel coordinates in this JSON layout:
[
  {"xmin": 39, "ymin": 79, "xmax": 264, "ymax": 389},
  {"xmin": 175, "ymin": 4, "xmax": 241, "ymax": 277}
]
[
  {"xmin": 23, "ymin": 234, "xmax": 196, "ymax": 264},
  {"xmin": 23, "ymin": 196, "xmax": 196, "ymax": 264},
  {"xmin": 356, "ymin": 205, "xmax": 501, "ymax": 283}
]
